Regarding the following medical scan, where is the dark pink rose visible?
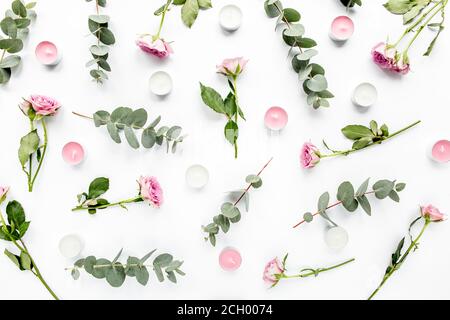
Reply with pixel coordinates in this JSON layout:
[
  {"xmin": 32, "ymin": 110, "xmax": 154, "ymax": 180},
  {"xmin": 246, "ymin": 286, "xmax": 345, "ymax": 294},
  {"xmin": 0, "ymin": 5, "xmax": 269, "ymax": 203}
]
[{"xmin": 136, "ymin": 36, "xmax": 173, "ymax": 59}]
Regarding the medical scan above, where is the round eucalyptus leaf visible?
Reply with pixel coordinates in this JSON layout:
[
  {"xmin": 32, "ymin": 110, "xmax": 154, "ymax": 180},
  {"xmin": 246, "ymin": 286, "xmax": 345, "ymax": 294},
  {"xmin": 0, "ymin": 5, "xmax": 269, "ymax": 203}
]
[
  {"xmin": 89, "ymin": 14, "xmax": 110, "ymax": 24},
  {"xmin": 89, "ymin": 45, "xmax": 109, "ymax": 56},
  {"xmin": 105, "ymin": 263, "xmax": 126, "ymax": 287},
  {"xmin": 92, "ymin": 258, "xmax": 111, "ymax": 279},
  {"xmin": 306, "ymin": 74, "xmax": 328, "ymax": 92}
]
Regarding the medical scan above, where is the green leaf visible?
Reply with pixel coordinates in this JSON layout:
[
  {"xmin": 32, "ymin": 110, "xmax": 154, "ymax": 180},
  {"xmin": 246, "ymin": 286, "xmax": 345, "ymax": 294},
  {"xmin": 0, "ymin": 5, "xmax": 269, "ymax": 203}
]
[
  {"xmin": 352, "ymin": 136, "xmax": 373, "ymax": 150},
  {"xmin": 12, "ymin": 0, "xmax": 27, "ymax": 18},
  {"xmin": 0, "ymin": 67, "xmax": 12, "ymax": 84},
  {"xmin": 224, "ymin": 120, "xmax": 238, "ymax": 145},
  {"xmin": 388, "ymin": 190, "xmax": 400, "ymax": 202},
  {"xmin": 297, "ymin": 37, "xmax": 317, "ymax": 48},
  {"xmin": 341, "ymin": 125, "xmax": 374, "ymax": 140},
  {"xmin": 181, "ymin": 0, "xmax": 199, "ymax": 28},
  {"xmin": 297, "ymin": 49, "xmax": 318, "ymax": 61},
  {"xmin": 356, "ymin": 178, "xmax": 370, "ymax": 196},
  {"xmin": 89, "ymin": 14, "xmax": 110, "ymax": 24},
  {"xmin": 83, "ymin": 256, "xmax": 97, "ymax": 274},
  {"xmin": 0, "ymin": 55, "xmax": 20, "ymax": 68},
  {"xmin": 357, "ymin": 195, "xmax": 371, "ymax": 215},
  {"xmin": 6, "ymin": 200, "xmax": 25, "ymax": 227},
  {"xmin": 198, "ymin": 0, "xmax": 212, "ymax": 9},
  {"xmin": 4, "ymin": 249, "xmax": 22, "ymax": 270},
  {"xmin": 88, "ymin": 177, "xmax": 109, "ymax": 199},
  {"xmin": 92, "ymin": 259, "xmax": 111, "ymax": 279},
  {"xmin": 284, "ymin": 24, "xmax": 305, "ymax": 37},
  {"xmin": 106, "ymin": 121, "xmax": 121, "ymax": 143},
  {"xmin": 318, "ymin": 192, "xmax": 330, "ymax": 212},
  {"xmin": 97, "ymin": 59, "xmax": 111, "ymax": 71},
  {"xmin": 245, "ymin": 175, "xmax": 261, "ymax": 184},
  {"xmin": 105, "ymin": 263, "xmax": 126, "ymax": 287},
  {"xmin": 124, "ymin": 126, "xmax": 139, "ymax": 149},
  {"xmin": 14, "ymin": 18, "xmax": 30, "ymax": 29},
  {"xmin": 18, "ymin": 130, "xmax": 39, "ymax": 167},
  {"xmin": 200, "ymin": 83, "xmax": 225, "ymax": 114},
  {"xmin": 395, "ymin": 183, "xmax": 406, "ymax": 192},
  {"xmin": 89, "ymin": 44, "xmax": 109, "ymax": 56},
  {"xmin": 380, "ymin": 124, "xmax": 389, "ymax": 136},
  {"xmin": 125, "ymin": 108, "xmax": 147, "ymax": 129},
  {"xmin": 0, "ymin": 38, "xmax": 23, "ymax": 53},
  {"xmin": 25, "ymin": 2, "xmax": 36, "ymax": 9},
  {"xmin": 93, "ymin": 110, "xmax": 110, "ymax": 127},
  {"xmin": 306, "ymin": 74, "xmax": 327, "ymax": 92},
  {"xmin": 383, "ymin": 0, "xmax": 415, "ymax": 15},
  {"xmin": 221, "ymin": 202, "xmax": 240, "ymax": 219},
  {"xmin": 140, "ymin": 249, "xmax": 157, "ymax": 264},
  {"xmin": 112, "ymin": 248, "xmax": 123, "ymax": 264},
  {"xmin": 337, "ymin": 181, "xmax": 355, "ymax": 208},
  {"xmin": 1, "ymin": 17, "xmax": 17, "ymax": 38},
  {"xmin": 135, "ymin": 266, "xmax": 149, "ymax": 285},
  {"xmin": 141, "ymin": 127, "xmax": 156, "ymax": 149},
  {"xmin": 264, "ymin": 0, "xmax": 282, "ymax": 18},
  {"xmin": 167, "ymin": 126, "xmax": 182, "ymax": 140},
  {"xmin": 71, "ymin": 268, "xmax": 80, "ymax": 280},
  {"xmin": 98, "ymin": 28, "xmax": 115, "ymax": 45},
  {"xmin": 298, "ymin": 65, "xmax": 313, "ymax": 81},
  {"xmin": 373, "ymin": 180, "xmax": 395, "ymax": 199},
  {"xmin": 283, "ymin": 8, "xmax": 301, "ymax": 22},
  {"xmin": 224, "ymin": 93, "xmax": 237, "ymax": 118},
  {"xmin": 303, "ymin": 212, "xmax": 313, "ymax": 222}
]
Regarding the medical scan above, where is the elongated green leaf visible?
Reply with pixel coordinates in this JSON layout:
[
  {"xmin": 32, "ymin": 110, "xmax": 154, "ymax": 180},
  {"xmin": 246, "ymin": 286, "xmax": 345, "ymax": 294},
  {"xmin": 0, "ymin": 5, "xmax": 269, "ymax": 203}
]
[
  {"xmin": 181, "ymin": 0, "xmax": 199, "ymax": 28},
  {"xmin": 200, "ymin": 83, "xmax": 225, "ymax": 114},
  {"xmin": 341, "ymin": 125, "xmax": 374, "ymax": 140},
  {"xmin": 18, "ymin": 130, "xmax": 39, "ymax": 167},
  {"xmin": 88, "ymin": 177, "xmax": 109, "ymax": 199}
]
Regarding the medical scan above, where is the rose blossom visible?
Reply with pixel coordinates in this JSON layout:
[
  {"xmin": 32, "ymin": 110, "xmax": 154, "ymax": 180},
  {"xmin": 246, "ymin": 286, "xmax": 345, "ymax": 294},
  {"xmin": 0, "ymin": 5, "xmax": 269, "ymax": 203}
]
[
  {"xmin": 0, "ymin": 186, "xmax": 9, "ymax": 202},
  {"xmin": 421, "ymin": 205, "xmax": 446, "ymax": 222},
  {"xmin": 19, "ymin": 100, "xmax": 32, "ymax": 115},
  {"xmin": 391, "ymin": 58, "xmax": 410, "ymax": 75},
  {"xmin": 263, "ymin": 258, "xmax": 284, "ymax": 285},
  {"xmin": 300, "ymin": 142, "xmax": 321, "ymax": 169},
  {"xmin": 216, "ymin": 57, "xmax": 248, "ymax": 77},
  {"xmin": 28, "ymin": 95, "xmax": 61, "ymax": 116},
  {"xmin": 371, "ymin": 42, "xmax": 396, "ymax": 70},
  {"xmin": 138, "ymin": 176, "xmax": 163, "ymax": 208},
  {"xmin": 136, "ymin": 35, "xmax": 173, "ymax": 59}
]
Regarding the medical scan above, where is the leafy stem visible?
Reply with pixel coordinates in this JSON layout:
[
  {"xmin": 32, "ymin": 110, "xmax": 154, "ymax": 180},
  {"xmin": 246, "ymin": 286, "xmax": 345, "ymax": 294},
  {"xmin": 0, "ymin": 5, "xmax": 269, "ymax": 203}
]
[
  {"xmin": 155, "ymin": 0, "xmax": 171, "ymax": 39},
  {"xmin": 29, "ymin": 118, "xmax": 47, "ymax": 192},
  {"xmin": 72, "ymin": 196, "xmax": 143, "ymax": 212},
  {"xmin": 282, "ymin": 258, "xmax": 355, "ymax": 279},
  {"xmin": 368, "ymin": 217, "xmax": 431, "ymax": 300}
]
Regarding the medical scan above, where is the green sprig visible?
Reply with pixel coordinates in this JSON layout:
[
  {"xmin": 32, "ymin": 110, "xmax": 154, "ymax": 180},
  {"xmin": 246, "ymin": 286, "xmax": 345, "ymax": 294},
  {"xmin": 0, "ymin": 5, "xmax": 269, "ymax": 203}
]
[
  {"xmin": 0, "ymin": 195, "xmax": 58, "ymax": 299},
  {"xmin": 73, "ymin": 107, "xmax": 185, "ymax": 153},
  {"xmin": 264, "ymin": 0, "xmax": 334, "ymax": 109},
  {"xmin": 154, "ymin": 0, "xmax": 212, "ymax": 28},
  {"xmin": 68, "ymin": 248, "xmax": 185, "ymax": 287},
  {"xmin": 0, "ymin": 1, "xmax": 36, "ymax": 84},
  {"xmin": 85, "ymin": 0, "xmax": 115, "ymax": 83},
  {"xmin": 202, "ymin": 158, "xmax": 273, "ymax": 246},
  {"xmin": 340, "ymin": 0, "xmax": 362, "ymax": 9},
  {"xmin": 293, "ymin": 178, "xmax": 406, "ymax": 228}
]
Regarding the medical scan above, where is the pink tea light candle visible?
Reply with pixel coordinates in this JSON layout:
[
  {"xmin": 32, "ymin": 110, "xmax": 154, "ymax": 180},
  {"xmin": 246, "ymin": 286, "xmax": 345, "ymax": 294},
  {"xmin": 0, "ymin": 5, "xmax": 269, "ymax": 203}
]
[
  {"xmin": 264, "ymin": 106, "xmax": 288, "ymax": 131},
  {"xmin": 35, "ymin": 41, "xmax": 62, "ymax": 66},
  {"xmin": 330, "ymin": 16, "xmax": 354, "ymax": 42},
  {"xmin": 431, "ymin": 140, "xmax": 450, "ymax": 163},
  {"xmin": 219, "ymin": 247, "xmax": 242, "ymax": 271},
  {"xmin": 62, "ymin": 142, "xmax": 85, "ymax": 165}
]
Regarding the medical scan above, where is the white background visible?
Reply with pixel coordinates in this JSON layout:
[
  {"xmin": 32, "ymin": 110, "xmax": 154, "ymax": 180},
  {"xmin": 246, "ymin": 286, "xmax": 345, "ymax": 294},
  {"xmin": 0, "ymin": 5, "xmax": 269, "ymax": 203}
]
[{"xmin": 0, "ymin": 0, "xmax": 449, "ymax": 300}]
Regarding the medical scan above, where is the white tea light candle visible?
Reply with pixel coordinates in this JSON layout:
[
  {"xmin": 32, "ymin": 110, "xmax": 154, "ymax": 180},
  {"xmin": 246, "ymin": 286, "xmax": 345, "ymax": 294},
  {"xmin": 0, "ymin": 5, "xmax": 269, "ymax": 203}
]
[
  {"xmin": 186, "ymin": 164, "xmax": 209, "ymax": 189},
  {"xmin": 330, "ymin": 16, "xmax": 354, "ymax": 42},
  {"xmin": 219, "ymin": 5, "xmax": 242, "ymax": 32},
  {"xmin": 352, "ymin": 82, "xmax": 378, "ymax": 108},
  {"xmin": 58, "ymin": 234, "xmax": 83, "ymax": 258},
  {"xmin": 35, "ymin": 41, "xmax": 61, "ymax": 66},
  {"xmin": 325, "ymin": 226, "xmax": 349, "ymax": 250},
  {"xmin": 149, "ymin": 71, "xmax": 173, "ymax": 96}
]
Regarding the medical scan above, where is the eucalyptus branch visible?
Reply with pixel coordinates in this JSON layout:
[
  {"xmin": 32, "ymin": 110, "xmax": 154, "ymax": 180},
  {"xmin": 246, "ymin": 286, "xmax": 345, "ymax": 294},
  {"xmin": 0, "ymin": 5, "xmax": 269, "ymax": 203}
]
[
  {"xmin": 69, "ymin": 248, "xmax": 185, "ymax": 287},
  {"xmin": 73, "ymin": 107, "xmax": 185, "ymax": 153},
  {"xmin": 202, "ymin": 158, "xmax": 273, "ymax": 246},
  {"xmin": 293, "ymin": 178, "xmax": 406, "ymax": 228},
  {"xmin": 85, "ymin": 0, "xmax": 115, "ymax": 83},
  {"xmin": 0, "ymin": 191, "xmax": 58, "ymax": 299},
  {"xmin": 0, "ymin": 1, "xmax": 37, "ymax": 85},
  {"xmin": 264, "ymin": 0, "xmax": 334, "ymax": 109}
]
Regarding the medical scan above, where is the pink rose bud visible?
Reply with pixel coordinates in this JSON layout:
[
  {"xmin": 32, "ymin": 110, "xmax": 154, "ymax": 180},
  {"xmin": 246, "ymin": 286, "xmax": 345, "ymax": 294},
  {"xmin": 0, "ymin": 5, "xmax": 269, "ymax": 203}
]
[
  {"xmin": 263, "ymin": 258, "xmax": 284, "ymax": 285},
  {"xmin": 19, "ymin": 100, "xmax": 32, "ymax": 115},
  {"xmin": 216, "ymin": 57, "xmax": 248, "ymax": 77},
  {"xmin": 136, "ymin": 35, "xmax": 173, "ymax": 59},
  {"xmin": 300, "ymin": 142, "xmax": 321, "ymax": 169},
  {"xmin": 138, "ymin": 176, "xmax": 164, "ymax": 208},
  {"xmin": 0, "ymin": 186, "xmax": 9, "ymax": 203},
  {"xmin": 421, "ymin": 205, "xmax": 446, "ymax": 222},
  {"xmin": 29, "ymin": 95, "xmax": 61, "ymax": 116}
]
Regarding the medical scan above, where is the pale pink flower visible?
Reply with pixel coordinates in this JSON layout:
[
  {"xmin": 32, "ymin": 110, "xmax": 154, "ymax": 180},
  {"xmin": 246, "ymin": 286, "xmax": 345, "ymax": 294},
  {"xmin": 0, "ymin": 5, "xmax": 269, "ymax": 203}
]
[
  {"xmin": 216, "ymin": 57, "xmax": 248, "ymax": 77},
  {"xmin": 391, "ymin": 59, "xmax": 410, "ymax": 75},
  {"xmin": 136, "ymin": 36, "xmax": 173, "ymax": 59},
  {"xmin": 421, "ymin": 205, "xmax": 446, "ymax": 222},
  {"xmin": 300, "ymin": 142, "xmax": 321, "ymax": 169},
  {"xmin": 19, "ymin": 100, "xmax": 32, "ymax": 115},
  {"xmin": 0, "ymin": 186, "xmax": 9, "ymax": 202},
  {"xmin": 28, "ymin": 95, "xmax": 61, "ymax": 116},
  {"xmin": 263, "ymin": 258, "xmax": 284, "ymax": 285},
  {"xmin": 371, "ymin": 42, "xmax": 396, "ymax": 70},
  {"xmin": 138, "ymin": 176, "xmax": 164, "ymax": 208}
]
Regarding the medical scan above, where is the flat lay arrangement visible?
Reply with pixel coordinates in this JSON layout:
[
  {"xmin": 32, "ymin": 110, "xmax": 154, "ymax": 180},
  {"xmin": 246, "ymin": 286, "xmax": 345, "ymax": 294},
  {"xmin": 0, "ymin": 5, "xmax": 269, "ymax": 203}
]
[{"xmin": 0, "ymin": 0, "xmax": 449, "ymax": 301}]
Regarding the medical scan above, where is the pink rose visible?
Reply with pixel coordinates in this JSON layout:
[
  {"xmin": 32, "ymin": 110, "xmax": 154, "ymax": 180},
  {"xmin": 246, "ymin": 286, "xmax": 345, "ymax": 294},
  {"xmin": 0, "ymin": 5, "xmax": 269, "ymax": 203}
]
[
  {"xmin": 28, "ymin": 95, "xmax": 61, "ymax": 116},
  {"xmin": 300, "ymin": 142, "xmax": 321, "ymax": 169},
  {"xmin": 138, "ymin": 176, "xmax": 163, "ymax": 208},
  {"xmin": 371, "ymin": 42, "xmax": 396, "ymax": 70},
  {"xmin": 0, "ymin": 186, "xmax": 9, "ymax": 202},
  {"xmin": 263, "ymin": 258, "xmax": 284, "ymax": 285},
  {"xmin": 391, "ymin": 59, "xmax": 410, "ymax": 75},
  {"xmin": 136, "ymin": 36, "xmax": 173, "ymax": 59},
  {"xmin": 216, "ymin": 57, "xmax": 248, "ymax": 77},
  {"xmin": 421, "ymin": 205, "xmax": 446, "ymax": 222}
]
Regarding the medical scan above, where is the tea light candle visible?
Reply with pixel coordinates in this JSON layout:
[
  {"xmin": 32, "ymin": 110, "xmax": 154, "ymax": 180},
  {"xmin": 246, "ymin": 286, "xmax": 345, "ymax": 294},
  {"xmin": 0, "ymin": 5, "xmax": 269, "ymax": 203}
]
[
  {"xmin": 352, "ymin": 82, "xmax": 378, "ymax": 108},
  {"xmin": 59, "ymin": 234, "xmax": 83, "ymax": 259},
  {"xmin": 219, "ymin": 4, "xmax": 243, "ymax": 32},
  {"xmin": 62, "ymin": 142, "xmax": 85, "ymax": 165},
  {"xmin": 185, "ymin": 164, "xmax": 209, "ymax": 189},
  {"xmin": 35, "ymin": 41, "xmax": 61, "ymax": 66},
  {"xmin": 264, "ymin": 106, "xmax": 288, "ymax": 131},
  {"xmin": 330, "ymin": 16, "xmax": 354, "ymax": 42},
  {"xmin": 219, "ymin": 247, "xmax": 242, "ymax": 271},
  {"xmin": 149, "ymin": 71, "xmax": 173, "ymax": 96},
  {"xmin": 431, "ymin": 140, "xmax": 450, "ymax": 163},
  {"xmin": 324, "ymin": 226, "xmax": 349, "ymax": 250}
]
